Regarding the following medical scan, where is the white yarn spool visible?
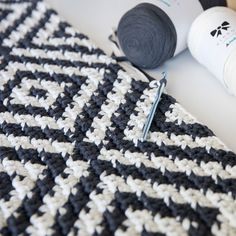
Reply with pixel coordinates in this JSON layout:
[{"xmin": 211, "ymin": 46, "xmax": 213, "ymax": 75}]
[{"xmin": 188, "ymin": 7, "xmax": 236, "ymax": 95}]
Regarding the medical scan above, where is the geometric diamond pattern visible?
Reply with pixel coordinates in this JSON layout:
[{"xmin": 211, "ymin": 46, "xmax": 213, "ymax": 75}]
[{"xmin": 0, "ymin": 1, "xmax": 236, "ymax": 236}]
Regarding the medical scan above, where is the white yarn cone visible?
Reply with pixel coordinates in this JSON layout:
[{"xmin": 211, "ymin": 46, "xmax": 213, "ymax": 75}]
[{"xmin": 188, "ymin": 7, "xmax": 236, "ymax": 95}]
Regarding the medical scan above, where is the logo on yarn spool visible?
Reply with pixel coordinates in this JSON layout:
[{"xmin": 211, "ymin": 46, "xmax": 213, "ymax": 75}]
[
  {"xmin": 210, "ymin": 21, "xmax": 230, "ymax": 37},
  {"xmin": 157, "ymin": 0, "xmax": 180, "ymax": 7}
]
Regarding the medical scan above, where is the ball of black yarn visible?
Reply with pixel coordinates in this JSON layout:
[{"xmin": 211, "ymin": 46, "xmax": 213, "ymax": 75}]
[
  {"xmin": 199, "ymin": 0, "xmax": 227, "ymax": 10},
  {"xmin": 117, "ymin": 3, "xmax": 177, "ymax": 69}
]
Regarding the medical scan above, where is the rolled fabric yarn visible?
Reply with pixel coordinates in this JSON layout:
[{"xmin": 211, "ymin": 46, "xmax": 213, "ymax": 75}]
[
  {"xmin": 117, "ymin": 0, "xmax": 226, "ymax": 69},
  {"xmin": 188, "ymin": 7, "xmax": 236, "ymax": 96}
]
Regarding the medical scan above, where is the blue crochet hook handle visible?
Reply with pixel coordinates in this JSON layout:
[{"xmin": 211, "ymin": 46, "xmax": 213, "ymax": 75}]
[{"xmin": 141, "ymin": 72, "xmax": 167, "ymax": 141}]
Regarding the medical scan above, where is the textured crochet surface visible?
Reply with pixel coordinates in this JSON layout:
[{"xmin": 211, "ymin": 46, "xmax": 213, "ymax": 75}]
[{"xmin": 0, "ymin": 1, "xmax": 236, "ymax": 236}]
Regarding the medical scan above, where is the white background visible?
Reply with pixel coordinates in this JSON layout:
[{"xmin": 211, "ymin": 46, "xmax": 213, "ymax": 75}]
[{"xmin": 46, "ymin": 0, "xmax": 236, "ymax": 152}]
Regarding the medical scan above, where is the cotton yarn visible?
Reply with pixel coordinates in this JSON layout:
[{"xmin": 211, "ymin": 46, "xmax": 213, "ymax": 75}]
[
  {"xmin": 1, "ymin": 1, "xmax": 236, "ymax": 235},
  {"xmin": 117, "ymin": 3, "xmax": 177, "ymax": 69},
  {"xmin": 117, "ymin": 0, "xmax": 227, "ymax": 69},
  {"xmin": 188, "ymin": 7, "xmax": 236, "ymax": 96}
]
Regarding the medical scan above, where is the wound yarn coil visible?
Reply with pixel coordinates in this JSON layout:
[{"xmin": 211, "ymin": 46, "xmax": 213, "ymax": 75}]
[
  {"xmin": 117, "ymin": 3, "xmax": 177, "ymax": 69},
  {"xmin": 117, "ymin": 0, "xmax": 227, "ymax": 69},
  {"xmin": 188, "ymin": 7, "xmax": 236, "ymax": 96}
]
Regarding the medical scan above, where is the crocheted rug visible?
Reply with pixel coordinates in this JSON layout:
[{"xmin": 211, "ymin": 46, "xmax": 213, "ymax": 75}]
[{"xmin": 0, "ymin": 1, "xmax": 236, "ymax": 235}]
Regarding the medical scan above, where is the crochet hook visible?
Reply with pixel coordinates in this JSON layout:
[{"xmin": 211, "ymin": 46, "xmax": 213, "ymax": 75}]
[{"xmin": 141, "ymin": 72, "xmax": 167, "ymax": 141}]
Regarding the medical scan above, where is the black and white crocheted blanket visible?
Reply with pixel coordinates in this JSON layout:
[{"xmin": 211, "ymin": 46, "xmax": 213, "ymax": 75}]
[{"xmin": 0, "ymin": 1, "xmax": 236, "ymax": 236}]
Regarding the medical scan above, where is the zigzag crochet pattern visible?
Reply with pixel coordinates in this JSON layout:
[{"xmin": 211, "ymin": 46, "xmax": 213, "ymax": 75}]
[{"xmin": 0, "ymin": 1, "xmax": 236, "ymax": 235}]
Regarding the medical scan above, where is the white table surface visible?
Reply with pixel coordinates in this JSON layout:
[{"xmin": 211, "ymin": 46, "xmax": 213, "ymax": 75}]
[{"xmin": 46, "ymin": 0, "xmax": 236, "ymax": 152}]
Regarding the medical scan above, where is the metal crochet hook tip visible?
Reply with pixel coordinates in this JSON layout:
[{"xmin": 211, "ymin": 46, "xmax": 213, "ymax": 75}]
[{"xmin": 141, "ymin": 72, "xmax": 167, "ymax": 141}]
